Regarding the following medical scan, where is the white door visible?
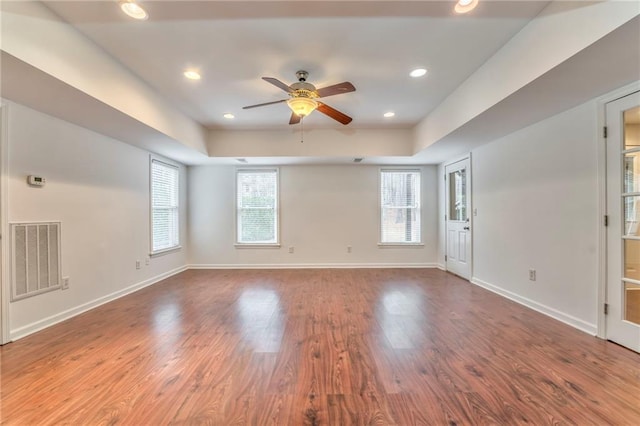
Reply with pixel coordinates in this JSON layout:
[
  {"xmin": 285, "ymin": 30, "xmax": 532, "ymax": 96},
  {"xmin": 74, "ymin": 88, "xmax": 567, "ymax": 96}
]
[
  {"xmin": 0, "ymin": 105, "xmax": 6, "ymax": 344},
  {"xmin": 606, "ymin": 91, "xmax": 640, "ymax": 352},
  {"xmin": 445, "ymin": 158, "xmax": 472, "ymax": 279}
]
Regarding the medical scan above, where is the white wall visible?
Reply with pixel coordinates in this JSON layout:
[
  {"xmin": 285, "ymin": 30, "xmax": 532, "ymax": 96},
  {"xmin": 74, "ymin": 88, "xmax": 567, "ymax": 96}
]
[
  {"xmin": 6, "ymin": 103, "xmax": 188, "ymax": 339},
  {"xmin": 208, "ymin": 128, "xmax": 414, "ymax": 158},
  {"xmin": 188, "ymin": 165, "xmax": 438, "ymax": 267},
  {"xmin": 457, "ymin": 100, "xmax": 599, "ymax": 334}
]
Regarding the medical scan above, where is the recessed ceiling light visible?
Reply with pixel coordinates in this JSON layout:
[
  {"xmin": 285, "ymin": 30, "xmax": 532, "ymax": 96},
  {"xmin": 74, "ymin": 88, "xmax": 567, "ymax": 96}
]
[
  {"xmin": 120, "ymin": 1, "xmax": 148, "ymax": 20},
  {"xmin": 384, "ymin": 112, "xmax": 395, "ymax": 118},
  {"xmin": 183, "ymin": 70, "xmax": 201, "ymax": 80},
  {"xmin": 410, "ymin": 68, "xmax": 427, "ymax": 78},
  {"xmin": 223, "ymin": 113, "xmax": 235, "ymax": 119},
  {"xmin": 455, "ymin": 0, "xmax": 479, "ymax": 14}
]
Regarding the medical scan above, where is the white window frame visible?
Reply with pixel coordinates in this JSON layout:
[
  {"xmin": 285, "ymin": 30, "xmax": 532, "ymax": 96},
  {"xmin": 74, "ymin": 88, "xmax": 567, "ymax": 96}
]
[
  {"xmin": 149, "ymin": 156, "xmax": 181, "ymax": 256},
  {"xmin": 235, "ymin": 168, "xmax": 280, "ymax": 248},
  {"xmin": 378, "ymin": 168, "xmax": 423, "ymax": 246}
]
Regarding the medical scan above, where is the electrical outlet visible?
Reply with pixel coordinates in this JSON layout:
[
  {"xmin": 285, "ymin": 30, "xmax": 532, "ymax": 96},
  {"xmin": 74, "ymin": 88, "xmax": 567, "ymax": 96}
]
[
  {"xmin": 145, "ymin": 256, "xmax": 150, "ymax": 266},
  {"xmin": 473, "ymin": 208, "xmax": 478, "ymax": 217},
  {"xmin": 136, "ymin": 260, "xmax": 141, "ymax": 270},
  {"xmin": 347, "ymin": 246, "xmax": 352, "ymax": 253},
  {"xmin": 61, "ymin": 277, "xmax": 69, "ymax": 290},
  {"xmin": 529, "ymin": 269, "xmax": 536, "ymax": 281},
  {"xmin": 288, "ymin": 246, "xmax": 294, "ymax": 254}
]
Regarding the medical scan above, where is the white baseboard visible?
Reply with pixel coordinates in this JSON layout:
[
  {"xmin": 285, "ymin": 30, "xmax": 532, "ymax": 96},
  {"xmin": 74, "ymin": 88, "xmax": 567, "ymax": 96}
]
[
  {"xmin": 470, "ymin": 277, "xmax": 597, "ymax": 336},
  {"xmin": 436, "ymin": 263, "xmax": 446, "ymax": 271},
  {"xmin": 7, "ymin": 263, "xmax": 437, "ymax": 341},
  {"xmin": 9, "ymin": 265, "xmax": 188, "ymax": 341},
  {"xmin": 188, "ymin": 263, "xmax": 438, "ymax": 270}
]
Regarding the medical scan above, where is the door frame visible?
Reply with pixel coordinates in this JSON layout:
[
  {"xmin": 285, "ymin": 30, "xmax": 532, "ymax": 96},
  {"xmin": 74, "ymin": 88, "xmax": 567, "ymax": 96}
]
[
  {"xmin": 0, "ymin": 103, "xmax": 10, "ymax": 344},
  {"xmin": 597, "ymin": 81, "xmax": 640, "ymax": 340},
  {"xmin": 443, "ymin": 153, "xmax": 473, "ymax": 280}
]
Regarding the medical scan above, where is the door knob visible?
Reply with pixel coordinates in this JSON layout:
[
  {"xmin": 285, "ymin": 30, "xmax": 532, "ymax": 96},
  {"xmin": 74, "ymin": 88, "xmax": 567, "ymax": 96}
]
[{"xmin": 464, "ymin": 226, "xmax": 470, "ymax": 230}]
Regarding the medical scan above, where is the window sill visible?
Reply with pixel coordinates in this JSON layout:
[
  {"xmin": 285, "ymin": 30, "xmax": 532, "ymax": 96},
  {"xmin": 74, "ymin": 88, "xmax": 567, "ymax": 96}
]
[
  {"xmin": 150, "ymin": 246, "xmax": 182, "ymax": 258},
  {"xmin": 378, "ymin": 243, "xmax": 424, "ymax": 248},
  {"xmin": 234, "ymin": 243, "xmax": 281, "ymax": 249}
]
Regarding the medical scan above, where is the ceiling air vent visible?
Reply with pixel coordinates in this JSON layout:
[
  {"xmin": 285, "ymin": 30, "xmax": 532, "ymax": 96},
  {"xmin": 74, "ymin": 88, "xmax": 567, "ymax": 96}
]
[{"xmin": 353, "ymin": 158, "xmax": 364, "ymax": 163}]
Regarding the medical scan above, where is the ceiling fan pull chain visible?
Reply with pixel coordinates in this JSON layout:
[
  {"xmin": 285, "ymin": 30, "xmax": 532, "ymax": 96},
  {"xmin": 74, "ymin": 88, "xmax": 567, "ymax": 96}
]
[{"xmin": 300, "ymin": 117, "xmax": 304, "ymax": 143}]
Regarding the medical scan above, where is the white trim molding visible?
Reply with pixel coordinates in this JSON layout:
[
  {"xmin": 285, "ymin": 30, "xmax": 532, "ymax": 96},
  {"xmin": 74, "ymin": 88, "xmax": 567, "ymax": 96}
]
[
  {"xmin": 442, "ymin": 153, "xmax": 472, "ymax": 169},
  {"xmin": 189, "ymin": 263, "xmax": 438, "ymax": 270},
  {"xmin": 235, "ymin": 167, "xmax": 280, "ymax": 246},
  {"xmin": 0, "ymin": 103, "xmax": 10, "ymax": 344},
  {"xmin": 595, "ymin": 81, "xmax": 640, "ymax": 339},
  {"xmin": 378, "ymin": 168, "xmax": 423, "ymax": 245},
  {"xmin": 149, "ymin": 155, "xmax": 182, "ymax": 256},
  {"xmin": 9, "ymin": 265, "xmax": 187, "ymax": 341},
  {"xmin": 471, "ymin": 277, "xmax": 597, "ymax": 336}
]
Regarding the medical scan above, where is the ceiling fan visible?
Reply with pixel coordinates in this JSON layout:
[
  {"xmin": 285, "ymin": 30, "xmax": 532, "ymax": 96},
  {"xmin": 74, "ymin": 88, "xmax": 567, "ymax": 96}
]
[{"xmin": 243, "ymin": 70, "xmax": 356, "ymax": 125}]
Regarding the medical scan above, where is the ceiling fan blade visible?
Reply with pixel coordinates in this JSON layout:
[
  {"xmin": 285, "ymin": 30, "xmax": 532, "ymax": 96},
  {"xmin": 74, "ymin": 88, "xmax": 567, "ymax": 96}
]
[
  {"xmin": 317, "ymin": 102, "xmax": 352, "ymax": 125},
  {"xmin": 289, "ymin": 112, "xmax": 301, "ymax": 125},
  {"xmin": 262, "ymin": 77, "xmax": 293, "ymax": 93},
  {"xmin": 316, "ymin": 82, "xmax": 356, "ymax": 98},
  {"xmin": 242, "ymin": 99, "xmax": 288, "ymax": 110}
]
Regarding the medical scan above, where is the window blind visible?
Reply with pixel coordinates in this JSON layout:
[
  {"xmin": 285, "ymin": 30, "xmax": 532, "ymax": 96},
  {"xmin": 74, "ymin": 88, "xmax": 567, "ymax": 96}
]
[
  {"xmin": 151, "ymin": 160, "xmax": 179, "ymax": 253},
  {"xmin": 237, "ymin": 169, "xmax": 278, "ymax": 244},
  {"xmin": 380, "ymin": 170, "xmax": 421, "ymax": 243}
]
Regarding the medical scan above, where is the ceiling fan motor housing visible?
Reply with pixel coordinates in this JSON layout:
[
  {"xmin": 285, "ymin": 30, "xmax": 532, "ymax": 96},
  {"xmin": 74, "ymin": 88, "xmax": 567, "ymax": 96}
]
[
  {"xmin": 291, "ymin": 87, "xmax": 316, "ymax": 99},
  {"xmin": 290, "ymin": 70, "xmax": 317, "ymax": 98}
]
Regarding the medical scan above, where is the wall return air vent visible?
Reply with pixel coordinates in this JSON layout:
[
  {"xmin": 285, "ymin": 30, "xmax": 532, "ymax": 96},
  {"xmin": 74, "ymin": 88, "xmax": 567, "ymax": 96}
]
[{"xmin": 11, "ymin": 222, "xmax": 62, "ymax": 301}]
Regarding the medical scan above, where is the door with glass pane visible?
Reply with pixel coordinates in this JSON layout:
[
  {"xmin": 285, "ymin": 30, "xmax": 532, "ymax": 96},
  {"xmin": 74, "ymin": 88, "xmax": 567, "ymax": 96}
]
[
  {"xmin": 0, "ymin": 105, "xmax": 5, "ymax": 344},
  {"xmin": 445, "ymin": 158, "xmax": 471, "ymax": 279},
  {"xmin": 606, "ymin": 91, "xmax": 640, "ymax": 352}
]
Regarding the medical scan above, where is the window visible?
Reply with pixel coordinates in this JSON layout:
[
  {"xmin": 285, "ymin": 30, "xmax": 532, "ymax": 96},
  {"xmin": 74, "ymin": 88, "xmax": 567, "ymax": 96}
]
[
  {"xmin": 236, "ymin": 169, "xmax": 279, "ymax": 245},
  {"xmin": 380, "ymin": 169, "xmax": 421, "ymax": 244},
  {"xmin": 151, "ymin": 159, "xmax": 180, "ymax": 254}
]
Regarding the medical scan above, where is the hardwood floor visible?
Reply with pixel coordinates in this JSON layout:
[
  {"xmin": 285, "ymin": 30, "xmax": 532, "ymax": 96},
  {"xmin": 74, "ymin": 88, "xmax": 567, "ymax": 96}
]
[{"xmin": 1, "ymin": 269, "xmax": 639, "ymax": 425}]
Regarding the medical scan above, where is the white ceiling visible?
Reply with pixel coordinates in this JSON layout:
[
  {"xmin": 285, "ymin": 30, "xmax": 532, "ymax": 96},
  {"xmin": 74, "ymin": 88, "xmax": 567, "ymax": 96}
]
[
  {"xmin": 3, "ymin": 1, "xmax": 637, "ymax": 166},
  {"xmin": 43, "ymin": 0, "xmax": 550, "ymax": 130}
]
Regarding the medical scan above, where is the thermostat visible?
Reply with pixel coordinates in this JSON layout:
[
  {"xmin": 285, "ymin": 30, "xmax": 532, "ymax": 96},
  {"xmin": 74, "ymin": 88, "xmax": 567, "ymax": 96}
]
[{"xmin": 27, "ymin": 175, "xmax": 46, "ymax": 187}]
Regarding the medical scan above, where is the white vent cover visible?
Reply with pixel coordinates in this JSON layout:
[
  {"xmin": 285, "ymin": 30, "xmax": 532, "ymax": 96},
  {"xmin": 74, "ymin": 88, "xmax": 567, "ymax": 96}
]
[{"xmin": 11, "ymin": 222, "xmax": 62, "ymax": 301}]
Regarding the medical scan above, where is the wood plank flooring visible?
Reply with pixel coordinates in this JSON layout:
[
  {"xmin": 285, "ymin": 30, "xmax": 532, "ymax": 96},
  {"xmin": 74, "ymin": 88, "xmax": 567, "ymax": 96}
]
[{"xmin": 1, "ymin": 269, "xmax": 639, "ymax": 425}]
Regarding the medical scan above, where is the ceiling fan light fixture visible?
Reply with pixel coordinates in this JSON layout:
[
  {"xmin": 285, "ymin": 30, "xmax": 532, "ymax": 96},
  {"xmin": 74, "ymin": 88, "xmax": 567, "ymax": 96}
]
[
  {"xmin": 287, "ymin": 97, "xmax": 318, "ymax": 117},
  {"xmin": 120, "ymin": 1, "xmax": 148, "ymax": 20},
  {"xmin": 454, "ymin": 0, "xmax": 478, "ymax": 14}
]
